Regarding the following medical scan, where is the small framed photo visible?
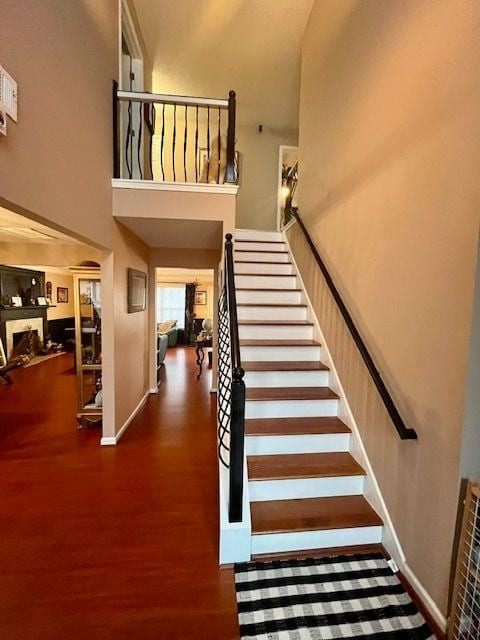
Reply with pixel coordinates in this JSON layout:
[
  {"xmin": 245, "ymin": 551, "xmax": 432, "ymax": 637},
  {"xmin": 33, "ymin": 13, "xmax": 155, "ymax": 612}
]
[
  {"xmin": 12, "ymin": 296, "xmax": 22, "ymax": 307},
  {"xmin": 195, "ymin": 290, "xmax": 207, "ymax": 305},
  {"xmin": 57, "ymin": 287, "xmax": 69, "ymax": 303},
  {"xmin": 128, "ymin": 268, "xmax": 147, "ymax": 313},
  {"xmin": 37, "ymin": 297, "xmax": 47, "ymax": 306}
]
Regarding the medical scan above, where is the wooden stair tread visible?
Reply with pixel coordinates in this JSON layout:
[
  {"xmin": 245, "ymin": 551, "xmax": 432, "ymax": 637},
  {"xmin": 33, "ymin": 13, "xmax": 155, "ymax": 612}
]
[
  {"xmin": 243, "ymin": 361, "xmax": 328, "ymax": 372},
  {"xmin": 236, "ymin": 273, "xmax": 295, "ymax": 277},
  {"xmin": 240, "ymin": 339, "xmax": 320, "ymax": 346},
  {"xmin": 235, "ymin": 249, "xmax": 289, "ymax": 254},
  {"xmin": 248, "ymin": 452, "xmax": 365, "ymax": 480},
  {"xmin": 236, "ymin": 288, "xmax": 302, "ymax": 292},
  {"xmin": 246, "ymin": 387, "xmax": 339, "ymax": 401},
  {"xmin": 237, "ymin": 303, "xmax": 307, "ymax": 308},
  {"xmin": 245, "ymin": 416, "xmax": 350, "ymax": 436},
  {"xmin": 235, "ymin": 238, "xmax": 285, "ymax": 244},
  {"xmin": 235, "ymin": 261, "xmax": 293, "ymax": 265},
  {"xmin": 251, "ymin": 496, "xmax": 383, "ymax": 534},
  {"xmin": 239, "ymin": 320, "xmax": 313, "ymax": 326}
]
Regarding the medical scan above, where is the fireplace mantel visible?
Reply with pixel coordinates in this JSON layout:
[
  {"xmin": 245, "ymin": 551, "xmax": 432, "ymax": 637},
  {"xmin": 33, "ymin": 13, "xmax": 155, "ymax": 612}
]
[{"xmin": 0, "ymin": 306, "xmax": 48, "ymax": 359}]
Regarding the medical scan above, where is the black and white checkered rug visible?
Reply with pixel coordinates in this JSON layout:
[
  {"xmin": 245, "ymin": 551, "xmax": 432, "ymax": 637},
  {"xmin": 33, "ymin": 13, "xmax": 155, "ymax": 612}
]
[{"xmin": 235, "ymin": 553, "xmax": 435, "ymax": 639}]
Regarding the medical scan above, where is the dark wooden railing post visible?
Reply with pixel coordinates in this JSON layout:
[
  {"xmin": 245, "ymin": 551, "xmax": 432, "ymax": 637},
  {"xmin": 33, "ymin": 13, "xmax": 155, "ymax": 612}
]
[
  {"xmin": 292, "ymin": 212, "xmax": 417, "ymax": 440},
  {"xmin": 112, "ymin": 80, "xmax": 120, "ymax": 179},
  {"xmin": 229, "ymin": 368, "xmax": 245, "ymax": 523},
  {"xmin": 224, "ymin": 233, "xmax": 245, "ymax": 522},
  {"xmin": 226, "ymin": 90, "xmax": 236, "ymax": 184}
]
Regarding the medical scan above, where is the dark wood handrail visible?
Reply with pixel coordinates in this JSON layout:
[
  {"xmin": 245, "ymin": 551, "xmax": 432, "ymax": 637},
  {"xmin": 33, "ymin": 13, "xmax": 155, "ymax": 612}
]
[
  {"xmin": 224, "ymin": 233, "xmax": 245, "ymax": 522},
  {"xmin": 293, "ymin": 211, "xmax": 417, "ymax": 440}
]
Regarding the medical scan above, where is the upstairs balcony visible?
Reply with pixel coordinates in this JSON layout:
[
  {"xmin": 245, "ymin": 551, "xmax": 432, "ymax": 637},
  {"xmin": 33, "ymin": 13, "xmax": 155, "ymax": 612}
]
[{"xmin": 111, "ymin": 84, "xmax": 239, "ymax": 245}]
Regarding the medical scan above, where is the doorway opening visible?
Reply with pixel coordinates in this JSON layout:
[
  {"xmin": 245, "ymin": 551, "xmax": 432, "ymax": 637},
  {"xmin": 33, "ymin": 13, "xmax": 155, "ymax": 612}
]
[
  {"xmin": 155, "ymin": 267, "xmax": 215, "ymax": 387},
  {"xmin": 0, "ymin": 205, "xmax": 105, "ymax": 445}
]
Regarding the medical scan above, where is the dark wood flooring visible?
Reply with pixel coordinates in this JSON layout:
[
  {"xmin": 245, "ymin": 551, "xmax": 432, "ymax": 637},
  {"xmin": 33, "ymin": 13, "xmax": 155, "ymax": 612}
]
[{"xmin": 0, "ymin": 348, "xmax": 239, "ymax": 640}]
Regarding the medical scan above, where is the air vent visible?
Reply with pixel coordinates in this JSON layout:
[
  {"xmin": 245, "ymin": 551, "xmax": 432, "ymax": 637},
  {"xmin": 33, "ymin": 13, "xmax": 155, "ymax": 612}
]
[{"xmin": 0, "ymin": 65, "xmax": 17, "ymax": 121}]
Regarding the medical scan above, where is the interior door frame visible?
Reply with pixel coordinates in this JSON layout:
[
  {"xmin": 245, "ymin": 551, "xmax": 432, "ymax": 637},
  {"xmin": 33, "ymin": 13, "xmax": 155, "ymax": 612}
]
[{"xmin": 119, "ymin": 0, "xmax": 144, "ymax": 89}]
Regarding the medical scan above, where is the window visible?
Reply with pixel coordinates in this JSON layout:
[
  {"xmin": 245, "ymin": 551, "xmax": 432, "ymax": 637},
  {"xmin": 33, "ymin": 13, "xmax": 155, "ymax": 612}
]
[{"xmin": 156, "ymin": 286, "xmax": 185, "ymax": 329}]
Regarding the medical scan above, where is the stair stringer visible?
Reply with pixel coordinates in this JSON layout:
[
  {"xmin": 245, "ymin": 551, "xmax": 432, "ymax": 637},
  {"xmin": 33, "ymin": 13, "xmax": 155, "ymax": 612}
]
[{"xmin": 282, "ymin": 228, "xmax": 406, "ymax": 571}]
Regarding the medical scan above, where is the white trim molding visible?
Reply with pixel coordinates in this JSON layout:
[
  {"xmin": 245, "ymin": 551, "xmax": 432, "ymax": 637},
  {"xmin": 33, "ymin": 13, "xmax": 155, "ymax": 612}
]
[
  {"xmin": 100, "ymin": 389, "xmax": 152, "ymax": 446},
  {"xmin": 403, "ymin": 563, "xmax": 447, "ymax": 633},
  {"xmin": 112, "ymin": 178, "xmax": 239, "ymax": 195}
]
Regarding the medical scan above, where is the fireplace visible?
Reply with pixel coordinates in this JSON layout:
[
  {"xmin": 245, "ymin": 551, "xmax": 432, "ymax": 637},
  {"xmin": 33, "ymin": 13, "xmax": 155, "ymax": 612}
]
[{"xmin": 5, "ymin": 317, "xmax": 44, "ymax": 359}]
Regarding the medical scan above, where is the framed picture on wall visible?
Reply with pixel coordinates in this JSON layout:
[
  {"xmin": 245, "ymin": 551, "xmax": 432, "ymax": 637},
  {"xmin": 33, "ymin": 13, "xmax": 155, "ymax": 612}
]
[
  {"xmin": 57, "ymin": 287, "xmax": 69, "ymax": 303},
  {"xmin": 128, "ymin": 268, "xmax": 147, "ymax": 313},
  {"xmin": 195, "ymin": 290, "xmax": 207, "ymax": 305}
]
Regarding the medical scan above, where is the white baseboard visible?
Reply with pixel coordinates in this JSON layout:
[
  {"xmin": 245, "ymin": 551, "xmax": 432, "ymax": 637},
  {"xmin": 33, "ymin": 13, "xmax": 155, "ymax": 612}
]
[
  {"xmin": 402, "ymin": 562, "xmax": 447, "ymax": 633},
  {"xmin": 210, "ymin": 387, "xmax": 218, "ymax": 394},
  {"xmin": 100, "ymin": 389, "xmax": 151, "ymax": 446},
  {"xmin": 149, "ymin": 387, "xmax": 159, "ymax": 394}
]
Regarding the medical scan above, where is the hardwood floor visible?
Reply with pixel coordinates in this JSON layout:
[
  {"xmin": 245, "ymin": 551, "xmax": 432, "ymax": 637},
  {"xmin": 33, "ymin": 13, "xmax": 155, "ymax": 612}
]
[{"xmin": 0, "ymin": 348, "xmax": 239, "ymax": 640}]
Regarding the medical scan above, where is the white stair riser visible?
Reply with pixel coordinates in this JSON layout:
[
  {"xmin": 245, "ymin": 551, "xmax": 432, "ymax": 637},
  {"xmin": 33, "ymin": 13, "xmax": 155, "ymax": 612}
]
[
  {"xmin": 245, "ymin": 399, "xmax": 338, "ymax": 419},
  {"xmin": 234, "ymin": 251, "xmax": 289, "ymax": 263},
  {"xmin": 235, "ymin": 275, "xmax": 297, "ymax": 289},
  {"xmin": 249, "ymin": 475, "xmax": 364, "ymax": 502},
  {"xmin": 235, "ymin": 262, "xmax": 294, "ymax": 275},
  {"xmin": 235, "ymin": 230, "xmax": 282, "ymax": 242},
  {"xmin": 239, "ymin": 324, "xmax": 313, "ymax": 341},
  {"xmin": 245, "ymin": 432, "xmax": 350, "ymax": 455},
  {"xmin": 244, "ymin": 369, "xmax": 329, "ymax": 388},
  {"xmin": 251, "ymin": 526, "xmax": 383, "ymax": 555},
  {"xmin": 238, "ymin": 306, "xmax": 308, "ymax": 322},
  {"xmin": 237, "ymin": 290, "xmax": 302, "ymax": 305},
  {"xmin": 235, "ymin": 241, "xmax": 286, "ymax": 252},
  {"xmin": 241, "ymin": 346, "xmax": 321, "ymax": 362}
]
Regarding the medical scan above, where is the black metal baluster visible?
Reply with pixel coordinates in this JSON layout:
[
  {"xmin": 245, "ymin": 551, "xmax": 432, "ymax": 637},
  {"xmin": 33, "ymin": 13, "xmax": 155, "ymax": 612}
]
[
  {"xmin": 217, "ymin": 107, "xmax": 221, "ymax": 183},
  {"xmin": 184, "ymin": 105, "xmax": 188, "ymax": 182},
  {"xmin": 172, "ymin": 104, "xmax": 177, "ymax": 182},
  {"xmin": 126, "ymin": 100, "xmax": 133, "ymax": 179},
  {"xmin": 143, "ymin": 103, "xmax": 155, "ymax": 180},
  {"xmin": 206, "ymin": 107, "xmax": 210, "ymax": 183},
  {"xmin": 160, "ymin": 103, "xmax": 165, "ymax": 181},
  {"xmin": 137, "ymin": 101, "xmax": 143, "ymax": 180}
]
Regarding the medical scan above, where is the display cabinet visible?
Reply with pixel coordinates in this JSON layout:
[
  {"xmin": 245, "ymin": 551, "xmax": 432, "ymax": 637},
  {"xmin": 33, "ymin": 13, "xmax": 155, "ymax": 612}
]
[{"xmin": 71, "ymin": 266, "xmax": 102, "ymax": 428}]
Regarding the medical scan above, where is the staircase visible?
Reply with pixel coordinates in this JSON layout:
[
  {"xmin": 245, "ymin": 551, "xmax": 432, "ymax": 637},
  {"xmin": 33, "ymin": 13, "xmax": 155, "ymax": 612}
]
[{"xmin": 234, "ymin": 228, "xmax": 383, "ymax": 558}]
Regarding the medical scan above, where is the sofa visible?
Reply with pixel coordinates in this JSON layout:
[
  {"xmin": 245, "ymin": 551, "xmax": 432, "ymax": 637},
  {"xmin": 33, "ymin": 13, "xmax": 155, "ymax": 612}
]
[
  {"xmin": 157, "ymin": 333, "xmax": 168, "ymax": 365},
  {"xmin": 157, "ymin": 321, "xmax": 179, "ymax": 347}
]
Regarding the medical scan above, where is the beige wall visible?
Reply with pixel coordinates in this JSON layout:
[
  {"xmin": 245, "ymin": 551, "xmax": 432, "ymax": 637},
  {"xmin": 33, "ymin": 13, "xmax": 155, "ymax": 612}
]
[
  {"xmin": 0, "ymin": 0, "xmax": 118, "ymax": 248},
  {"xmin": 132, "ymin": 0, "xmax": 313, "ymax": 230},
  {"xmin": 102, "ymin": 223, "xmax": 150, "ymax": 438},
  {"xmin": 45, "ymin": 271, "xmax": 75, "ymax": 321},
  {"xmin": 297, "ymin": 0, "xmax": 480, "ymax": 613},
  {"xmin": 1, "ymin": 2, "xmax": 152, "ymax": 442}
]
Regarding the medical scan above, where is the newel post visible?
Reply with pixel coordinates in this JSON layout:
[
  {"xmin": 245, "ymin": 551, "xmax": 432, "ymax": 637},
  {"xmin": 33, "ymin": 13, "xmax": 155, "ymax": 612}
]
[
  {"xmin": 226, "ymin": 90, "xmax": 236, "ymax": 184},
  {"xmin": 112, "ymin": 80, "xmax": 120, "ymax": 179}
]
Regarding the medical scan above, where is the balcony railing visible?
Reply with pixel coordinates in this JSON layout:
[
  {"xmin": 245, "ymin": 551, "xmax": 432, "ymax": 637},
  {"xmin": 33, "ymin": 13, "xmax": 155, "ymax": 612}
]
[{"xmin": 112, "ymin": 81, "xmax": 237, "ymax": 185}]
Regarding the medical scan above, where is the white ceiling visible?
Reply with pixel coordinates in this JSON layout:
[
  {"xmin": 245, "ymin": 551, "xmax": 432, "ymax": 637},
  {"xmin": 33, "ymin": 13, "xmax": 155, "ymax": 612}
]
[
  {"xmin": 0, "ymin": 207, "xmax": 82, "ymax": 245},
  {"xmin": 119, "ymin": 217, "xmax": 223, "ymax": 249}
]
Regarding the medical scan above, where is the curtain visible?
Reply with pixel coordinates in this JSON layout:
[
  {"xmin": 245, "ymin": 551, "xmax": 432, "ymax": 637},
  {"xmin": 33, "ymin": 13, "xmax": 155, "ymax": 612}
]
[
  {"xmin": 156, "ymin": 286, "xmax": 186, "ymax": 328},
  {"xmin": 184, "ymin": 282, "xmax": 197, "ymax": 345}
]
